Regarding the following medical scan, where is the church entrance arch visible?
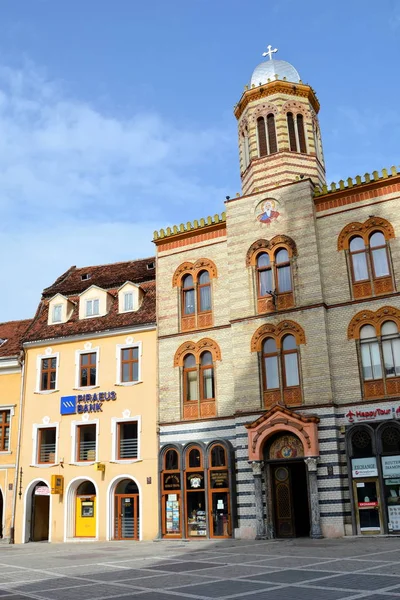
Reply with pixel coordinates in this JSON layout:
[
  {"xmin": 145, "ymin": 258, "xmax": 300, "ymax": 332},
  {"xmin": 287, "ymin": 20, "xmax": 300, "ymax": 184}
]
[{"xmin": 264, "ymin": 433, "xmax": 310, "ymax": 537}]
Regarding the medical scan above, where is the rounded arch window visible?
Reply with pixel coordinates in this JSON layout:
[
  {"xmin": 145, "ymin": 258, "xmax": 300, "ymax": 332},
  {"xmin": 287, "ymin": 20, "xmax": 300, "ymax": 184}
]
[
  {"xmin": 116, "ymin": 479, "xmax": 139, "ymax": 494},
  {"xmin": 182, "ymin": 274, "xmax": 195, "ymax": 315},
  {"xmin": 275, "ymin": 248, "xmax": 291, "ymax": 293},
  {"xmin": 200, "ymin": 351, "xmax": 214, "ymax": 400},
  {"xmin": 370, "ymin": 231, "xmax": 390, "ymax": 278},
  {"xmin": 381, "ymin": 426, "xmax": 400, "ymax": 454},
  {"xmin": 183, "ymin": 354, "xmax": 197, "ymax": 402},
  {"xmin": 350, "ymin": 428, "xmax": 373, "ymax": 458},
  {"xmin": 165, "ymin": 448, "xmax": 179, "ymax": 471},
  {"xmin": 349, "ymin": 236, "xmax": 368, "ymax": 282},
  {"xmin": 381, "ymin": 321, "xmax": 400, "ymax": 378},
  {"xmin": 77, "ymin": 481, "xmax": 96, "ymax": 495},
  {"xmin": 257, "ymin": 252, "xmax": 272, "ymax": 297},
  {"xmin": 282, "ymin": 334, "xmax": 300, "ymax": 387},
  {"xmin": 198, "ymin": 270, "xmax": 211, "ymax": 313},
  {"xmin": 210, "ymin": 444, "xmax": 227, "ymax": 467},
  {"xmin": 188, "ymin": 447, "xmax": 202, "ymax": 468},
  {"xmin": 262, "ymin": 337, "xmax": 279, "ymax": 390},
  {"xmin": 360, "ymin": 325, "xmax": 382, "ymax": 381}
]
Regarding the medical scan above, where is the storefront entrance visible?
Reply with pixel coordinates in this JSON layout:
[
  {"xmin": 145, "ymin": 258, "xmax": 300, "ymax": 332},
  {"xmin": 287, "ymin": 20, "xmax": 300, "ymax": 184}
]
[
  {"xmin": 31, "ymin": 482, "xmax": 50, "ymax": 542},
  {"xmin": 114, "ymin": 479, "xmax": 139, "ymax": 540},
  {"xmin": 353, "ymin": 478, "xmax": 383, "ymax": 534},
  {"xmin": 272, "ymin": 461, "xmax": 310, "ymax": 537},
  {"xmin": 75, "ymin": 481, "xmax": 96, "ymax": 538}
]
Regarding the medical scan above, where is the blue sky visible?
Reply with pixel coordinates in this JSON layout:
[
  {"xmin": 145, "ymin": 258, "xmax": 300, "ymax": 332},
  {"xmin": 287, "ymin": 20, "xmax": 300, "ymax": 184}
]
[{"xmin": 0, "ymin": 0, "xmax": 399, "ymax": 320}]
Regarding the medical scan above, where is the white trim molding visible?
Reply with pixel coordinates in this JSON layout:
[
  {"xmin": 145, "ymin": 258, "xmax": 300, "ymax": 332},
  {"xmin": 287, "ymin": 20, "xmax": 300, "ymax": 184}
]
[
  {"xmin": 74, "ymin": 347, "xmax": 100, "ymax": 389},
  {"xmin": 35, "ymin": 351, "xmax": 60, "ymax": 394},
  {"xmin": 0, "ymin": 405, "xmax": 15, "ymax": 453},
  {"xmin": 31, "ymin": 421, "xmax": 59, "ymax": 467},
  {"xmin": 22, "ymin": 478, "xmax": 52, "ymax": 543},
  {"xmin": 70, "ymin": 417, "xmax": 99, "ymax": 465},
  {"xmin": 115, "ymin": 341, "xmax": 142, "ymax": 386},
  {"xmin": 110, "ymin": 413, "xmax": 141, "ymax": 463},
  {"xmin": 106, "ymin": 475, "xmax": 142, "ymax": 541},
  {"xmin": 64, "ymin": 476, "xmax": 99, "ymax": 542}
]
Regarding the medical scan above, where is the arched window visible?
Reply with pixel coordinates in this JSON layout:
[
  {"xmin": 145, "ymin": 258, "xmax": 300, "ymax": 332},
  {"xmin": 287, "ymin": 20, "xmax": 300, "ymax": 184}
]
[
  {"xmin": 339, "ymin": 219, "xmax": 395, "ymax": 299},
  {"xmin": 161, "ymin": 448, "xmax": 181, "ymax": 537},
  {"xmin": 208, "ymin": 444, "xmax": 231, "ymax": 537},
  {"xmin": 360, "ymin": 325, "xmax": 381, "ymax": 381},
  {"xmin": 382, "ymin": 321, "xmax": 400, "ymax": 378},
  {"xmin": 257, "ymin": 253, "xmax": 272, "ymax": 297},
  {"xmin": 282, "ymin": 334, "xmax": 300, "ymax": 387},
  {"xmin": 182, "ymin": 275, "xmax": 195, "ymax": 315},
  {"xmin": 349, "ymin": 428, "xmax": 374, "ymax": 459},
  {"xmin": 287, "ymin": 112, "xmax": 297, "ymax": 151},
  {"xmin": 381, "ymin": 426, "xmax": 400, "ymax": 454},
  {"xmin": 165, "ymin": 448, "xmax": 179, "ymax": 471},
  {"xmin": 267, "ymin": 113, "xmax": 277, "ymax": 154},
  {"xmin": 211, "ymin": 444, "xmax": 226, "ymax": 467},
  {"xmin": 241, "ymin": 129, "xmax": 250, "ymax": 169},
  {"xmin": 200, "ymin": 351, "xmax": 214, "ymax": 401},
  {"xmin": 257, "ymin": 117, "xmax": 268, "ymax": 157},
  {"xmin": 262, "ymin": 338, "xmax": 279, "ymax": 390},
  {"xmin": 297, "ymin": 114, "xmax": 307, "ymax": 153},
  {"xmin": 183, "ymin": 354, "xmax": 197, "ymax": 402},
  {"xmin": 198, "ymin": 271, "xmax": 211, "ymax": 313},
  {"xmin": 275, "ymin": 248, "xmax": 292, "ymax": 293}
]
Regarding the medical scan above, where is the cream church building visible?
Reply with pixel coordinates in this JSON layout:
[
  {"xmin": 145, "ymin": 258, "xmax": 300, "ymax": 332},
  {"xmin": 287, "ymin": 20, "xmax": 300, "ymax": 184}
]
[{"xmin": 154, "ymin": 48, "xmax": 400, "ymax": 539}]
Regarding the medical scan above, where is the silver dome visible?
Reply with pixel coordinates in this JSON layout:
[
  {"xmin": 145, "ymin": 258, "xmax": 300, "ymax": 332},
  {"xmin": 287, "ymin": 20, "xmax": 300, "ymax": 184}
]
[{"xmin": 250, "ymin": 59, "xmax": 301, "ymax": 86}]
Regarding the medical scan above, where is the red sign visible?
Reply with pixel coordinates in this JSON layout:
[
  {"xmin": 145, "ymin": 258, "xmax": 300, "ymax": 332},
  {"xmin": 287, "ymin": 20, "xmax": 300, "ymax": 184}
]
[
  {"xmin": 358, "ymin": 501, "xmax": 378, "ymax": 508},
  {"xmin": 345, "ymin": 406, "xmax": 399, "ymax": 423}
]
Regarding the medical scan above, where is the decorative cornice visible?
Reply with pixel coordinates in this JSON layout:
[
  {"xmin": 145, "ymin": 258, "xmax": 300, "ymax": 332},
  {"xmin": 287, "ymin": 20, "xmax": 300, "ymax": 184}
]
[
  {"xmin": 154, "ymin": 213, "xmax": 226, "ymax": 244},
  {"xmin": 250, "ymin": 320, "xmax": 306, "ymax": 352},
  {"xmin": 314, "ymin": 166, "xmax": 400, "ymax": 199},
  {"xmin": 348, "ymin": 306, "xmax": 400, "ymax": 339},
  {"xmin": 246, "ymin": 235, "xmax": 297, "ymax": 267},
  {"xmin": 338, "ymin": 217, "xmax": 395, "ymax": 251},
  {"xmin": 173, "ymin": 337, "xmax": 222, "ymax": 367},
  {"xmin": 234, "ymin": 81, "xmax": 320, "ymax": 121}
]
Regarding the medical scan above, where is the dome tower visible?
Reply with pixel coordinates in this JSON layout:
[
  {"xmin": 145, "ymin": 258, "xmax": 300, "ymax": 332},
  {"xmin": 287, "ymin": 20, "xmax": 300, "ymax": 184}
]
[{"xmin": 235, "ymin": 46, "xmax": 326, "ymax": 195}]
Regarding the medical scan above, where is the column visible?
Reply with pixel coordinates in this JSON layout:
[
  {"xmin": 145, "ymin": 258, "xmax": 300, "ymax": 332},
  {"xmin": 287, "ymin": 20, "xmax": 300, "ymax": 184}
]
[
  {"xmin": 305, "ymin": 457, "xmax": 323, "ymax": 539},
  {"xmin": 250, "ymin": 460, "xmax": 266, "ymax": 539}
]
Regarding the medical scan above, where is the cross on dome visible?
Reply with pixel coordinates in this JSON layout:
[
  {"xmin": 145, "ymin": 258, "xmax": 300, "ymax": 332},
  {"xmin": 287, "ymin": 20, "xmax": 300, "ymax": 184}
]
[{"xmin": 262, "ymin": 45, "xmax": 278, "ymax": 60}]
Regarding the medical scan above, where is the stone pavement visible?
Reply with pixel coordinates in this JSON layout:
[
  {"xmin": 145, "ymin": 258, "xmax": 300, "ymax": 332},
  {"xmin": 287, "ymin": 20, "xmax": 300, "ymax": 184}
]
[{"xmin": 0, "ymin": 537, "xmax": 400, "ymax": 599}]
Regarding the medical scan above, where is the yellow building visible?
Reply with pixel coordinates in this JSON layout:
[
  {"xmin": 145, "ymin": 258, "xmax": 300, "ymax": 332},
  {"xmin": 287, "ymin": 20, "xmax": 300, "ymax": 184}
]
[
  {"xmin": 0, "ymin": 319, "xmax": 31, "ymax": 541},
  {"xmin": 15, "ymin": 258, "xmax": 158, "ymax": 543}
]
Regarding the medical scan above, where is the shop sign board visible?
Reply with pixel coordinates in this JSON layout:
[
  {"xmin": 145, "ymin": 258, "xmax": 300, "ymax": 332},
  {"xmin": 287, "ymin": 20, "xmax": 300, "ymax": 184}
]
[
  {"xmin": 352, "ymin": 457, "xmax": 378, "ymax": 478},
  {"xmin": 382, "ymin": 455, "xmax": 400, "ymax": 478},
  {"xmin": 345, "ymin": 405, "xmax": 400, "ymax": 424}
]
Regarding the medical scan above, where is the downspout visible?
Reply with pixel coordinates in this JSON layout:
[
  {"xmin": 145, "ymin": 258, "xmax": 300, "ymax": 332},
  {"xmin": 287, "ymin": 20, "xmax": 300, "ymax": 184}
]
[{"xmin": 10, "ymin": 349, "xmax": 26, "ymax": 544}]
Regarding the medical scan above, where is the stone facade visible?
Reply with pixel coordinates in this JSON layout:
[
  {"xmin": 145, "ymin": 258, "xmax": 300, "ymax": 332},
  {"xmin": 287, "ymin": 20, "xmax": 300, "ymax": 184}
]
[{"xmin": 155, "ymin": 53, "xmax": 400, "ymax": 540}]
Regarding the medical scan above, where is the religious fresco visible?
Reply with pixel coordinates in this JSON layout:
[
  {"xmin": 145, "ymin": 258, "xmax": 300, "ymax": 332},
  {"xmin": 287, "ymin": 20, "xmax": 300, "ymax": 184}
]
[
  {"xmin": 256, "ymin": 199, "xmax": 280, "ymax": 225},
  {"xmin": 269, "ymin": 434, "xmax": 304, "ymax": 460}
]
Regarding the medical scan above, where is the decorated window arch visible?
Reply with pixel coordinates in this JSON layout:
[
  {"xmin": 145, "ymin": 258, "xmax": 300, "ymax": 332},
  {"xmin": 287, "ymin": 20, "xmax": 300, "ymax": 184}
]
[
  {"xmin": 338, "ymin": 217, "xmax": 395, "ymax": 299},
  {"xmin": 348, "ymin": 307, "xmax": 400, "ymax": 400},
  {"xmin": 251, "ymin": 320, "xmax": 305, "ymax": 409},
  {"xmin": 174, "ymin": 338, "xmax": 221, "ymax": 420},
  {"xmin": 257, "ymin": 113, "xmax": 278, "ymax": 157},
  {"xmin": 172, "ymin": 259, "xmax": 217, "ymax": 331},
  {"xmin": 246, "ymin": 235, "xmax": 297, "ymax": 314}
]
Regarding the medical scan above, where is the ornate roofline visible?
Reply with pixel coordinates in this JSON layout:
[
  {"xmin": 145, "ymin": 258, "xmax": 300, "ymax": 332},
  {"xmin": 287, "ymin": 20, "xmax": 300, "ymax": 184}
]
[
  {"xmin": 234, "ymin": 80, "xmax": 320, "ymax": 121},
  {"xmin": 153, "ymin": 212, "xmax": 226, "ymax": 245},
  {"xmin": 314, "ymin": 166, "xmax": 400, "ymax": 199}
]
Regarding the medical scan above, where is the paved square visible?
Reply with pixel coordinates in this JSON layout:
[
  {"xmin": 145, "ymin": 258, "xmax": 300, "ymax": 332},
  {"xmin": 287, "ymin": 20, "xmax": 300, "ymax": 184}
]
[{"xmin": 1, "ymin": 536, "xmax": 400, "ymax": 599}]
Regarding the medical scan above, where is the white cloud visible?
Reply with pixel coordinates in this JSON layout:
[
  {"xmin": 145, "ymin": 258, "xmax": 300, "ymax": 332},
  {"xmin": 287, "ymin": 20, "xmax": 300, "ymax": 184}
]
[{"xmin": 0, "ymin": 61, "xmax": 233, "ymax": 320}]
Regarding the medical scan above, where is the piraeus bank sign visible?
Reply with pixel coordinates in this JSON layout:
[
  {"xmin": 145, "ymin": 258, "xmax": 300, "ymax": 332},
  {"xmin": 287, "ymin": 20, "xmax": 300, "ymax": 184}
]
[{"xmin": 60, "ymin": 391, "xmax": 117, "ymax": 415}]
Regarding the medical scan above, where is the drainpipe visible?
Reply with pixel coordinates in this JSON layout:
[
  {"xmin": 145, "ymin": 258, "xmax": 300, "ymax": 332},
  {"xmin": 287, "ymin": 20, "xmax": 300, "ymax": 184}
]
[{"xmin": 10, "ymin": 349, "xmax": 26, "ymax": 544}]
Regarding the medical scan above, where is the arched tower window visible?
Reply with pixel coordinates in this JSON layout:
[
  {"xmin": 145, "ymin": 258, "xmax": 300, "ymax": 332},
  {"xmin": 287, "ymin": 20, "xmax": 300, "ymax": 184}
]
[
  {"xmin": 287, "ymin": 112, "xmax": 297, "ymax": 152},
  {"xmin": 267, "ymin": 113, "xmax": 277, "ymax": 154},
  {"xmin": 241, "ymin": 128, "xmax": 250, "ymax": 169},
  {"xmin": 257, "ymin": 117, "xmax": 268, "ymax": 157},
  {"xmin": 287, "ymin": 112, "xmax": 307, "ymax": 153},
  {"xmin": 297, "ymin": 114, "xmax": 307, "ymax": 153}
]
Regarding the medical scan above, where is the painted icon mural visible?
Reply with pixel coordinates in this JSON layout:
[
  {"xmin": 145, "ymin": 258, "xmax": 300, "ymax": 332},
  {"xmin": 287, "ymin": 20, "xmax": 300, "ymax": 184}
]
[{"xmin": 257, "ymin": 199, "xmax": 280, "ymax": 225}]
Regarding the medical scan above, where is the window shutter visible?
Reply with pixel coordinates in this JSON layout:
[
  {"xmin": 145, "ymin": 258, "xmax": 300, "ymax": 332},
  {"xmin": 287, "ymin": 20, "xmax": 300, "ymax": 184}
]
[
  {"xmin": 297, "ymin": 114, "xmax": 307, "ymax": 153},
  {"xmin": 257, "ymin": 117, "xmax": 268, "ymax": 157},
  {"xmin": 267, "ymin": 114, "xmax": 277, "ymax": 154},
  {"xmin": 287, "ymin": 113, "xmax": 297, "ymax": 152}
]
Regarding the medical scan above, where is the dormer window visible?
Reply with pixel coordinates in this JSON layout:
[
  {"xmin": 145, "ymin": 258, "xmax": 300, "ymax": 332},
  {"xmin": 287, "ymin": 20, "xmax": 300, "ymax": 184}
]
[
  {"xmin": 86, "ymin": 299, "xmax": 99, "ymax": 317},
  {"xmin": 81, "ymin": 273, "xmax": 91, "ymax": 281},
  {"xmin": 147, "ymin": 261, "xmax": 155, "ymax": 270},
  {"xmin": 124, "ymin": 292, "xmax": 134, "ymax": 312},
  {"xmin": 52, "ymin": 304, "xmax": 62, "ymax": 323}
]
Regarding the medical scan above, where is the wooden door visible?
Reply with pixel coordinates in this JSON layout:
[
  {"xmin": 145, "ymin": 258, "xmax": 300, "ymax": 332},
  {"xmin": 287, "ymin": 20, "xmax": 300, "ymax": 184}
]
[
  {"xmin": 114, "ymin": 494, "xmax": 139, "ymax": 540},
  {"xmin": 273, "ymin": 465, "xmax": 294, "ymax": 537}
]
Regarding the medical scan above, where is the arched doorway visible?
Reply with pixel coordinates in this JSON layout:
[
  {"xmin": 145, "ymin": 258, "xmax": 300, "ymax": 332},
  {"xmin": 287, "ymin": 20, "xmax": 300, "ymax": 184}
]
[
  {"xmin": 0, "ymin": 488, "xmax": 3, "ymax": 539},
  {"xmin": 113, "ymin": 479, "xmax": 139, "ymax": 540},
  {"xmin": 75, "ymin": 481, "xmax": 96, "ymax": 538},
  {"xmin": 31, "ymin": 481, "xmax": 50, "ymax": 542},
  {"xmin": 264, "ymin": 433, "xmax": 310, "ymax": 537}
]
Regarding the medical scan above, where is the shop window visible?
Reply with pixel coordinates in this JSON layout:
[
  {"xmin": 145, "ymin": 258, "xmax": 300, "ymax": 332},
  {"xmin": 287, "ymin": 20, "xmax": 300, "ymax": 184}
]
[
  {"xmin": 0, "ymin": 410, "xmax": 10, "ymax": 451},
  {"xmin": 381, "ymin": 426, "xmax": 400, "ymax": 454},
  {"xmin": 40, "ymin": 357, "xmax": 57, "ymax": 391},
  {"xmin": 208, "ymin": 444, "xmax": 231, "ymax": 537},
  {"xmin": 248, "ymin": 238, "xmax": 296, "ymax": 314},
  {"xmin": 120, "ymin": 347, "xmax": 139, "ymax": 383},
  {"xmin": 251, "ymin": 320, "xmax": 305, "ymax": 409},
  {"xmin": 76, "ymin": 424, "xmax": 96, "ymax": 462},
  {"xmin": 173, "ymin": 260, "xmax": 217, "ymax": 332},
  {"xmin": 338, "ymin": 218, "xmax": 395, "ymax": 299},
  {"xmin": 358, "ymin": 320, "xmax": 400, "ymax": 399},
  {"xmin": 79, "ymin": 352, "xmax": 97, "ymax": 387},
  {"xmin": 37, "ymin": 427, "xmax": 56, "ymax": 464},
  {"xmin": 117, "ymin": 421, "xmax": 138, "ymax": 460},
  {"xmin": 161, "ymin": 448, "xmax": 181, "ymax": 538},
  {"xmin": 185, "ymin": 446, "xmax": 207, "ymax": 538},
  {"xmin": 350, "ymin": 428, "xmax": 374, "ymax": 459}
]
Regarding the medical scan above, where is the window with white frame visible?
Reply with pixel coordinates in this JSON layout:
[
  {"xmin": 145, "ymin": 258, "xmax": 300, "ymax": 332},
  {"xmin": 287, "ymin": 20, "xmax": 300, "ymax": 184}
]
[
  {"xmin": 123, "ymin": 292, "xmax": 134, "ymax": 312},
  {"xmin": 52, "ymin": 304, "xmax": 62, "ymax": 323},
  {"xmin": 37, "ymin": 427, "xmax": 57, "ymax": 463},
  {"xmin": 117, "ymin": 421, "xmax": 138, "ymax": 459},
  {"xmin": 86, "ymin": 299, "xmax": 99, "ymax": 317},
  {"xmin": 116, "ymin": 343, "xmax": 141, "ymax": 385},
  {"xmin": 76, "ymin": 423, "xmax": 97, "ymax": 462}
]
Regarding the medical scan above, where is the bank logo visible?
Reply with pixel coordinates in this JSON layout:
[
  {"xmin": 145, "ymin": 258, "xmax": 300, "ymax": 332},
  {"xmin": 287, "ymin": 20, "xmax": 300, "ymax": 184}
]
[{"xmin": 60, "ymin": 395, "xmax": 77, "ymax": 415}]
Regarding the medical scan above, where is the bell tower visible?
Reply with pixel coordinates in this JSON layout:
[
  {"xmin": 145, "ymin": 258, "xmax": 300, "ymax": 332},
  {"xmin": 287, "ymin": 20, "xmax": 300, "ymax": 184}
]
[{"xmin": 235, "ymin": 46, "xmax": 326, "ymax": 196}]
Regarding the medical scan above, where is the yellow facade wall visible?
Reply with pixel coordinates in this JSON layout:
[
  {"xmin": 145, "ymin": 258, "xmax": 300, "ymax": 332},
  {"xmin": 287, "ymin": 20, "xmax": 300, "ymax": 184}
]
[
  {"xmin": 0, "ymin": 370, "xmax": 21, "ymax": 540},
  {"xmin": 15, "ymin": 327, "xmax": 158, "ymax": 543}
]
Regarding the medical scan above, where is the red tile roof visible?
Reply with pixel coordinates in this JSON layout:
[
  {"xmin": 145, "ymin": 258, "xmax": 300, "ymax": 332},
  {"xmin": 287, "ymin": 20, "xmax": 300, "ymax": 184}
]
[
  {"xmin": 0, "ymin": 319, "xmax": 32, "ymax": 358},
  {"xmin": 24, "ymin": 258, "xmax": 156, "ymax": 344}
]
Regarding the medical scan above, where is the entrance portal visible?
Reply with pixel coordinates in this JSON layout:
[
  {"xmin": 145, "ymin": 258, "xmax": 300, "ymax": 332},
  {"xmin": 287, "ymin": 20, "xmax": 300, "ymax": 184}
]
[
  {"xmin": 31, "ymin": 482, "xmax": 50, "ymax": 541},
  {"xmin": 272, "ymin": 461, "xmax": 310, "ymax": 537},
  {"xmin": 75, "ymin": 481, "xmax": 96, "ymax": 538},
  {"xmin": 114, "ymin": 479, "xmax": 139, "ymax": 540}
]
